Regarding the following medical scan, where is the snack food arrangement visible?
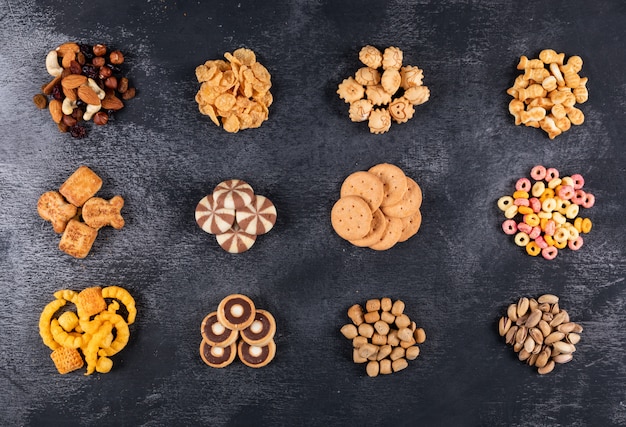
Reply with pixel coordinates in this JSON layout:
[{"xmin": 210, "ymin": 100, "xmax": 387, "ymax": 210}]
[
  {"xmin": 39, "ymin": 286, "xmax": 136, "ymax": 375},
  {"xmin": 200, "ymin": 294, "xmax": 277, "ymax": 368},
  {"xmin": 331, "ymin": 163, "xmax": 422, "ymax": 250},
  {"xmin": 337, "ymin": 45, "xmax": 430, "ymax": 134},
  {"xmin": 340, "ymin": 298, "xmax": 426, "ymax": 377},
  {"xmin": 195, "ymin": 179, "xmax": 277, "ymax": 253},
  {"xmin": 37, "ymin": 165, "xmax": 125, "ymax": 258},
  {"xmin": 34, "ymin": 42, "xmax": 136, "ymax": 138},
  {"xmin": 34, "ymin": 45, "xmax": 598, "ymax": 377},
  {"xmin": 498, "ymin": 166, "xmax": 594, "ymax": 260}
]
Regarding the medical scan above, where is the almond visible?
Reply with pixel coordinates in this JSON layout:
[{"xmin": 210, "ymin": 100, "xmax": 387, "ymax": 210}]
[
  {"xmin": 102, "ymin": 93, "xmax": 124, "ymax": 110},
  {"xmin": 56, "ymin": 42, "xmax": 80, "ymax": 57},
  {"xmin": 61, "ymin": 74, "xmax": 87, "ymax": 89},
  {"xmin": 61, "ymin": 51, "xmax": 76, "ymax": 69},
  {"xmin": 63, "ymin": 86, "xmax": 77, "ymax": 101},
  {"xmin": 42, "ymin": 74, "xmax": 62, "ymax": 95},
  {"xmin": 77, "ymin": 85, "xmax": 101, "ymax": 105},
  {"xmin": 49, "ymin": 99, "xmax": 63, "ymax": 123}
]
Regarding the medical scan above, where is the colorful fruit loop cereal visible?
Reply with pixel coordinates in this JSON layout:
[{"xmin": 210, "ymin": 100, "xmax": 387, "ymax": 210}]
[
  {"xmin": 507, "ymin": 49, "xmax": 588, "ymax": 139},
  {"xmin": 337, "ymin": 46, "xmax": 430, "ymax": 134},
  {"xmin": 497, "ymin": 166, "xmax": 594, "ymax": 260}
]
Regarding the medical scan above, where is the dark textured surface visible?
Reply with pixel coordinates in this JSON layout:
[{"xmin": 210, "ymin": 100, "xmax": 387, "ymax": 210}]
[{"xmin": 1, "ymin": 1, "xmax": 625, "ymax": 426}]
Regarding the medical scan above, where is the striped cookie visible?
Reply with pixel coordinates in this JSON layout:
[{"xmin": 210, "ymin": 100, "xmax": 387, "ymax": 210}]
[
  {"xmin": 195, "ymin": 195, "xmax": 235, "ymax": 234},
  {"xmin": 215, "ymin": 223, "xmax": 256, "ymax": 253},
  {"xmin": 236, "ymin": 195, "xmax": 277, "ymax": 235},
  {"xmin": 212, "ymin": 179, "xmax": 254, "ymax": 210}
]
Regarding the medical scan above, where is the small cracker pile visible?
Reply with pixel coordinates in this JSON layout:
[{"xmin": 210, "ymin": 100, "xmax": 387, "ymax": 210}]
[{"xmin": 195, "ymin": 48, "xmax": 272, "ymax": 133}]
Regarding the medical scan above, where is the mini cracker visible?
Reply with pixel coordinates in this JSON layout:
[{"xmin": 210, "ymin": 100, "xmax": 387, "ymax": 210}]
[
  {"xmin": 398, "ymin": 209, "xmax": 422, "ymax": 243},
  {"xmin": 58, "ymin": 219, "xmax": 98, "ymax": 258},
  {"xmin": 76, "ymin": 287, "xmax": 107, "ymax": 319},
  {"xmin": 37, "ymin": 191, "xmax": 77, "ymax": 233},
  {"xmin": 381, "ymin": 177, "xmax": 422, "ymax": 218},
  {"xmin": 368, "ymin": 163, "xmax": 408, "ymax": 207},
  {"xmin": 82, "ymin": 196, "xmax": 125, "ymax": 230},
  {"xmin": 340, "ymin": 171, "xmax": 385, "ymax": 212},
  {"xmin": 349, "ymin": 209, "xmax": 387, "ymax": 247},
  {"xmin": 59, "ymin": 166, "xmax": 103, "ymax": 207},
  {"xmin": 50, "ymin": 347, "xmax": 84, "ymax": 374},
  {"xmin": 369, "ymin": 215, "xmax": 403, "ymax": 251},
  {"xmin": 331, "ymin": 196, "xmax": 373, "ymax": 241}
]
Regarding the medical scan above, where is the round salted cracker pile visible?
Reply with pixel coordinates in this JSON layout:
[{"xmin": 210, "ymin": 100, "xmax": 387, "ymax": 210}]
[
  {"xmin": 331, "ymin": 163, "xmax": 423, "ymax": 250},
  {"xmin": 195, "ymin": 179, "xmax": 277, "ymax": 253}
]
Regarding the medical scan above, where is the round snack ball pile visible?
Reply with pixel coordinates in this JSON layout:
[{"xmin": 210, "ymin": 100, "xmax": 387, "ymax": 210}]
[
  {"xmin": 331, "ymin": 163, "xmax": 422, "ymax": 250},
  {"xmin": 200, "ymin": 294, "xmax": 277, "ymax": 369},
  {"xmin": 499, "ymin": 294, "xmax": 583, "ymax": 375},
  {"xmin": 34, "ymin": 42, "xmax": 136, "ymax": 139},
  {"xmin": 341, "ymin": 298, "xmax": 426, "ymax": 377},
  {"xmin": 337, "ymin": 45, "xmax": 430, "ymax": 134},
  {"xmin": 498, "ymin": 166, "xmax": 594, "ymax": 260},
  {"xmin": 195, "ymin": 179, "xmax": 277, "ymax": 253},
  {"xmin": 507, "ymin": 49, "xmax": 588, "ymax": 139}
]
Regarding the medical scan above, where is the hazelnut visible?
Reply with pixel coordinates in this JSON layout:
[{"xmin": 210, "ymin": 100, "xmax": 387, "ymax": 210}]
[
  {"xmin": 93, "ymin": 111, "xmax": 109, "ymax": 125},
  {"xmin": 109, "ymin": 50, "xmax": 124, "ymax": 65},
  {"xmin": 92, "ymin": 56, "xmax": 106, "ymax": 67},
  {"xmin": 117, "ymin": 77, "xmax": 129, "ymax": 93},
  {"xmin": 121, "ymin": 87, "xmax": 136, "ymax": 100},
  {"xmin": 104, "ymin": 76, "xmax": 118, "ymax": 90},
  {"xmin": 92, "ymin": 44, "xmax": 107, "ymax": 57},
  {"xmin": 99, "ymin": 66, "xmax": 112, "ymax": 79},
  {"xmin": 62, "ymin": 114, "xmax": 77, "ymax": 127}
]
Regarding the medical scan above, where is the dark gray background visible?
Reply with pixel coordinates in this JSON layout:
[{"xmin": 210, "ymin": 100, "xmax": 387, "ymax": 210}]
[{"xmin": 1, "ymin": 0, "xmax": 625, "ymax": 426}]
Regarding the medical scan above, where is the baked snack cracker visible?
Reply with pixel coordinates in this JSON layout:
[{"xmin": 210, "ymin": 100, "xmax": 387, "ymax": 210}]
[
  {"xmin": 59, "ymin": 165, "xmax": 102, "ymax": 207},
  {"xmin": 58, "ymin": 219, "xmax": 98, "ymax": 259},
  {"xmin": 368, "ymin": 163, "xmax": 408, "ymax": 207},
  {"xmin": 331, "ymin": 196, "xmax": 372, "ymax": 240},
  {"xmin": 398, "ymin": 209, "xmax": 422, "ymax": 243},
  {"xmin": 50, "ymin": 347, "xmax": 84, "ymax": 374},
  {"xmin": 349, "ymin": 209, "xmax": 387, "ymax": 247},
  {"xmin": 340, "ymin": 171, "xmax": 385, "ymax": 212},
  {"xmin": 369, "ymin": 216, "xmax": 403, "ymax": 251},
  {"xmin": 381, "ymin": 177, "xmax": 422, "ymax": 218}
]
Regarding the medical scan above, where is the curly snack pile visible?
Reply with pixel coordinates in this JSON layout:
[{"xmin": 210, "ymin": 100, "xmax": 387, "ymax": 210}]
[
  {"xmin": 39, "ymin": 286, "xmax": 137, "ymax": 375},
  {"xmin": 499, "ymin": 294, "xmax": 583, "ymax": 375},
  {"xmin": 195, "ymin": 48, "xmax": 273, "ymax": 133},
  {"xmin": 200, "ymin": 294, "xmax": 277, "ymax": 369},
  {"xmin": 331, "ymin": 163, "xmax": 422, "ymax": 250},
  {"xmin": 37, "ymin": 165, "xmax": 125, "ymax": 258},
  {"xmin": 33, "ymin": 42, "xmax": 136, "ymax": 138},
  {"xmin": 195, "ymin": 179, "xmax": 277, "ymax": 253},
  {"xmin": 341, "ymin": 298, "xmax": 426, "ymax": 377},
  {"xmin": 507, "ymin": 49, "xmax": 588, "ymax": 139},
  {"xmin": 337, "ymin": 45, "xmax": 430, "ymax": 134},
  {"xmin": 498, "ymin": 166, "xmax": 594, "ymax": 260}
]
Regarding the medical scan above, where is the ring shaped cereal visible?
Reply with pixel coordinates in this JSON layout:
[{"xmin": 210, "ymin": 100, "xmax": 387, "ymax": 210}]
[
  {"xmin": 554, "ymin": 228, "xmax": 570, "ymax": 243},
  {"xmin": 557, "ymin": 185, "xmax": 575, "ymax": 200},
  {"xmin": 582, "ymin": 193, "xmax": 595, "ymax": 208},
  {"xmin": 514, "ymin": 232, "xmax": 530, "ymax": 247},
  {"xmin": 581, "ymin": 218, "xmax": 593, "ymax": 233},
  {"xmin": 542, "ymin": 246, "xmax": 558, "ymax": 260},
  {"xmin": 545, "ymin": 168, "xmax": 560, "ymax": 181},
  {"xmin": 526, "ymin": 242, "xmax": 541, "ymax": 256},
  {"xmin": 502, "ymin": 220, "xmax": 517, "ymax": 235},
  {"xmin": 497, "ymin": 196, "xmax": 514, "ymax": 211},
  {"xmin": 515, "ymin": 178, "xmax": 531, "ymax": 192},
  {"xmin": 530, "ymin": 165, "xmax": 547, "ymax": 181},
  {"xmin": 570, "ymin": 174, "xmax": 585, "ymax": 190},
  {"xmin": 542, "ymin": 198, "xmax": 557, "ymax": 213},
  {"xmin": 568, "ymin": 236, "xmax": 584, "ymax": 250}
]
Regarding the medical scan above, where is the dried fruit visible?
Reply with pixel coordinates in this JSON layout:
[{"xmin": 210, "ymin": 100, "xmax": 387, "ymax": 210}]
[{"xmin": 33, "ymin": 93, "xmax": 48, "ymax": 109}]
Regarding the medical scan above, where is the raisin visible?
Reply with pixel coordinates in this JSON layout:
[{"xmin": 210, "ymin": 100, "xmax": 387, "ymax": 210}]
[
  {"xmin": 79, "ymin": 44, "xmax": 94, "ymax": 60},
  {"xmin": 69, "ymin": 125, "xmax": 87, "ymax": 139},
  {"xmin": 82, "ymin": 65, "xmax": 98, "ymax": 80},
  {"xmin": 52, "ymin": 84, "xmax": 63, "ymax": 101}
]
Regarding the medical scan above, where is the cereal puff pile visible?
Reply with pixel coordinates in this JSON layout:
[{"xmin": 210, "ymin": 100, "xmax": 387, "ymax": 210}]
[
  {"xmin": 200, "ymin": 294, "xmax": 277, "ymax": 369},
  {"xmin": 39, "ymin": 286, "xmax": 136, "ymax": 375},
  {"xmin": 337, "ymin": 45, "xmax": 430, "ymax": 134},
  {"xmin": 37, "ymin": 166, "xmax": 125, "ymax": 258},
  {"xmin": 507, "ymin": 49, "xmax": 588, "ymax": 139},
  {"xmin": 33, "ymin": 42, "xmax": 136, "ymax": 139},
  {"xmin": 195, "ymin": 48, "xmax": 273, "ymax": 133},
  {"xmin": 341, "ymin": 298, "xmax": 426, "ymax": 377},
  {"xmin": 331, "ymin": 163, "xmax": 422, "ymax": 250},
  {"xmin": 498, "ymin": 166, "xmax": 594, "ymax": 260},
  {"xmin": 498, "ymin": 294, "xmax": 583, "ymax": 375},
  {"xmin": 195, "ymin": 179, "xmax": 277, "ymax": 253}
]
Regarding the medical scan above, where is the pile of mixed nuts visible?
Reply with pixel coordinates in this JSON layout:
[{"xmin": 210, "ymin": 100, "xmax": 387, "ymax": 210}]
[
  {"xmin": 33, "ymin": 42, "xmax": 136, "ymax": 138},
  {"xmin": 499, "ymin": 294, "xmax": 583, "ymax": 374}
]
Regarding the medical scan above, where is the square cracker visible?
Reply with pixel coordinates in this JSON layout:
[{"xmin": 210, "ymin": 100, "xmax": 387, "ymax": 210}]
[
  {"xmin": 76, "ymin": 286, "xmax": 107, "ymax": 318},
  {"xmin": 50, "ymin": 347, "xmax": 84, "ymax": 374},
  {"xmin": 59, "ymin": 219, "xmax": 98, "ymax": 258},
  {"xmin": 59, "ymin": 166, "xmax": 102, "ymax": 207}
]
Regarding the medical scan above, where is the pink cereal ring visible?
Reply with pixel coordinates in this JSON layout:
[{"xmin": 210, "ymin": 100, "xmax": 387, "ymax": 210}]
[
  {"xmin": 545, "ymin": 168, "xmax": 560, "ymax": 181},
  {"xmin": 568, "ymin": 236, "xmax": 584, "ymax": 251},
  {"xmin": 582, "ymin": 192, "xmax": 595, "ymax": 208},
  {"xmin": 529, "ymin": 226, "xmax": 542, "ymax": 240},
  {"xmin": 572, "ymin": 189, "xmax": 586, "ymax": 205},
  {"xmin": 514, "ymin": 198, "xmax": 530, "ymax": 206},
  {"xmin": 535, "ymin": 235, "xmax": 548, "ymax": 249},
  {"xmin": 529, "ymin": 197, "xmax": 541, "ymax": 213},
  {"xmin": 516, "ymin": 178, "xmax": 532, "ymax": 192},
  {"xmin": 544, "ymin": 219, "xmax": 556, "ymax": 236},
  {"xmin": 542, "ymin": 246, "xmax": 558, "ymax": 260},
  {"xmin": 557, "ymin": 185, "xmax": 575, "ymax": 200},
  {"xmin": 530, "ymin": 165, "xmax": 547, "ymax": 181},
  {"xmin": 517, "ymin": 222, "xmax": 532, "ymax": 234},
  {"xmin": 502, "ymin": 220, "xmax": 517, "ymax": 235},
  {"xmin": 570, "ymin": 174, "xmax": 585, "ymax": 190}
]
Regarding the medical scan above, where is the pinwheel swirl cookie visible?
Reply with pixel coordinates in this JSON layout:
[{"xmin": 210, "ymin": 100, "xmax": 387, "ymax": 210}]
[{"xmin": 195, "ymin": 179, "xmax": 277, "ymax": 253}]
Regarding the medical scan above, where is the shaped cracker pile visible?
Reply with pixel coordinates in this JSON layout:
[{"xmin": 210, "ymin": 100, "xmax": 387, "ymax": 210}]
[
  {"xmin": 337, "ymin": 46, "xmax": 430, "ymax": 134},
  {"xmin": 37, "ymin": 166, "xmax": 125, "ymax": 258},
  {"xmin": 39, "ymin": 286, "xmax": 137, "ymax": 375},
  {"xmin": 195, "ymin": 48, "xmax": 273, "ymax": 133},
  {"xmin": 507, "ymin": 49, "xmax": 588, "ymax": 139}
]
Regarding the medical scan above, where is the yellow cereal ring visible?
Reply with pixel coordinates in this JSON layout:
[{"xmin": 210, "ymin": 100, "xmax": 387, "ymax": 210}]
[
  {"xmin": 102, "ymin": 286, "xmax": 136, "ymax": 325},
  {"xmin": 514, "ymin": 232, "xmax": 530, "ymax": 247},
  {"xmin": 552, "ymin": 212, "xmax": 566, "ymax": 225},
  {"xmin": 548, "ymin": 178, "xmax": 562, "ymax": 189},
  {"xmin": 539, "ymin": 188, "xmax": 555, "ymax": 202},
  {"xmin": 497, "ymin": 196, "xmax": 514, "ymax": 211},
  {"xmin": 561, "ymin": 176, "xmax": 574, "ymax": 187},
  {"xmin": 504, "ymin": 205, "xmax": 518, "ymax": 219},
  {"xmin": 581, "ymin": 218, "xmax": 592, "ymax": 233},
  {"xmin": 54, "ymin": 289, "xmax": 78, "ymax": 303},
  {"xmin": 524, "ymin": 213, "xmax": 540, "ymax": 227},
  {"xmin": 574, "ymin": 217, "xmax": 583, "ymax": 232},
  {"xmin": 538, "ymin": 211, "xmax": 552, "ymax": 219},
  {"xmin": 513, "ymin": 190, "xmax": 529, "ymax": 199},
  {"xmin": 554, "ymin": 227, "xmax": 570, "ymax": 244},
  {"xmin": 39, "ymin": 299, "xmax": 66, "ymax": 350},
  {"xmin": 526, "ymin": 241, "xmax": 541, "ymax": 256},
  {"xmin": 542, "ymin": 198, "xmax": 557, "ymax": 213},
  {"xmin": 565, "ymin": 203, "xmax": 580, "ymax": 219},
  {"xmin": 518, "ymin": 206, "xmax": 533, "ymax": 215},
  {"xmin": 554, "ymin": 238, "xmax": 567, "ymax": 249},
  {"xmin": 532, "ymin": 181, "xmax": 546, "ymax": 198},
  {"xmin": 544, "ymin": 235, "xmax": 555, "ymax": 246}
]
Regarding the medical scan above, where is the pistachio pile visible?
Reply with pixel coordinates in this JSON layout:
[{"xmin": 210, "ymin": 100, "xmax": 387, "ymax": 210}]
[
  {"xmin": 33, "ymin": 42, "xmax": 136, "ymax": 138},
  {"xmin": 499, "ymin": 294, "xmax": 583, "ymax": 374}
]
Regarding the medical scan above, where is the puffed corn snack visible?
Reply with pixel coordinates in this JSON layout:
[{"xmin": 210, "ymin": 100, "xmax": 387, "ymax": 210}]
[
  {"xmin": 507, "ymin": 49, "xmax": 588, "ymax": 139},
  {"xmin": 337, "ymin": 46, "xmax": 430, "ymax": 134}
]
